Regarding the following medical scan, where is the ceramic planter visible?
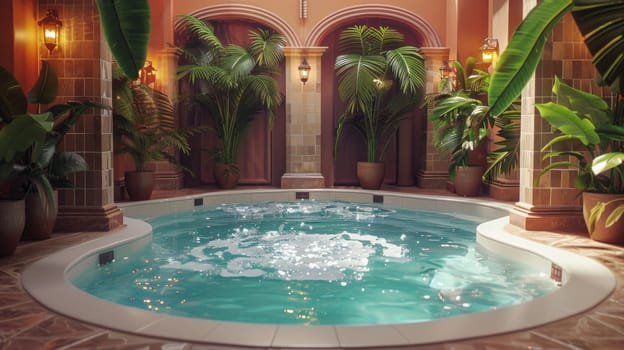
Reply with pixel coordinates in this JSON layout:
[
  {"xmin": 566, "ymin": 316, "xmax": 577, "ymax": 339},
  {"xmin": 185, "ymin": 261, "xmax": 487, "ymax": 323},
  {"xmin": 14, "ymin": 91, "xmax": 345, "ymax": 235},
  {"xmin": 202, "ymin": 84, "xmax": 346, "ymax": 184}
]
[
  {"xmin": 357, "ymin": 162, "xmax": 385, "ymax": 190},
  {"xmin": 454, "ymin": 166, "xmax": 483, "ymax": 197},
  {"xmin": 582, "ymin": 192, "xmax": 624, "ymax": 244},
  {"xmin": 125, "ymin": 171, "xmax": 154, "ymax": 201},
  {"xmin": 0, "ymin": 199, "xmax": 25, "ymax": 256},
  {"xmin": 214, "ymin": 163, "xmax": 240, "ymax": 189},
  {"xmin": 22, "ymin": 190, "xmax": 58, "ymax": 240}
]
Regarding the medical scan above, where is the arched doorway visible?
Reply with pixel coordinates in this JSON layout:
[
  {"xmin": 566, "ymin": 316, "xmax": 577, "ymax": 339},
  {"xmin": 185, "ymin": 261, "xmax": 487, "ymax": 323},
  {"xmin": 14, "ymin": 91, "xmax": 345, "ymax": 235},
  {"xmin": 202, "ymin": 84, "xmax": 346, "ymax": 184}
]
[
  {"xmin": 175, "ymin": 19, "xmax": 287, "ymax": 187},
  {"xmin": 318, "ymin": 18, "xmax": 427, "ymax": 186}
]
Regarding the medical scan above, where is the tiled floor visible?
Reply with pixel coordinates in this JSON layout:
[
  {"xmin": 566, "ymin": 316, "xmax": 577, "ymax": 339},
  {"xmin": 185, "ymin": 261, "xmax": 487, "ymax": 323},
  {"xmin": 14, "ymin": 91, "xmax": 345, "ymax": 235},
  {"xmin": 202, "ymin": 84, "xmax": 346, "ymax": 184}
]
[{"xmin": 1, "ymin": 186, "xmax": 623, "ymax": 349}]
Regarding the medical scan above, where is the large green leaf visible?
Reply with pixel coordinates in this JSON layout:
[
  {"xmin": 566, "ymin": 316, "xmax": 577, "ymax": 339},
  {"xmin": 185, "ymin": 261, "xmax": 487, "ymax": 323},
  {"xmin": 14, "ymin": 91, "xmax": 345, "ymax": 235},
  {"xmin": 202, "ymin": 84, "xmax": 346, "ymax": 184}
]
[
  {"xmin": 553, "ymin": 76, "xmax": 610, "ymax": 125},
  {"xmin": 592, "ymin": 152, "xmax": 624, "ymax": 175},
  {"xmin": 572, "ymin": 0, "xmax": 624, "ymax": 94},
  {"xmin": 0, "ymin": 115, "xmax": 49, "ymax": 163},
  {"xmin": 488, "ymin": 0, "xmax": 573, "ymax": 116},
  {"xmin": 0, "ymin": 65, "xmax": 27, "ymax": 121},
  {"xmin": 27, "ymin": 61, "xmax": 58, "ymax": 104},
  {"xmin": 96, "ymin": 0, "xmax": 150, "ymax": 80},
  {"xmin": 535, "ymin": 102, "xmax": 600, "ymax": 145}
]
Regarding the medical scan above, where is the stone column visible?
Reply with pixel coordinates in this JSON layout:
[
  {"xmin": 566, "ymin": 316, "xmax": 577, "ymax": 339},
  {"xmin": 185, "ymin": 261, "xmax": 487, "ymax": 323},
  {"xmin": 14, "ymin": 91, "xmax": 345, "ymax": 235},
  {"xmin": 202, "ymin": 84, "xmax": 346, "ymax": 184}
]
[
  {"xmin": 414, "ymin": 47, "xmax": 451, "ymax": 189},
  {"xmin": 280, "ymin": 47, "xmax": 327, "ymax": 188},
  {"xmin": 47, "ymin": 0, "xmax": 123, "ymax": 231},
  {"xmin": 509, "ymin": 2, "xmax": 600, "ymax": 231}
]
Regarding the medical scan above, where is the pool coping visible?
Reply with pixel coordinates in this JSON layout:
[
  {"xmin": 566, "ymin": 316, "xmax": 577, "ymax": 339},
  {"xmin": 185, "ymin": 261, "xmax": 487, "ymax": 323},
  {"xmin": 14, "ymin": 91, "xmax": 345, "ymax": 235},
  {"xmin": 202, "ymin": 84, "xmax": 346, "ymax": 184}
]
[{"xmin": 21, "ymin": 189, "xmax": 616, "ymax": 348}]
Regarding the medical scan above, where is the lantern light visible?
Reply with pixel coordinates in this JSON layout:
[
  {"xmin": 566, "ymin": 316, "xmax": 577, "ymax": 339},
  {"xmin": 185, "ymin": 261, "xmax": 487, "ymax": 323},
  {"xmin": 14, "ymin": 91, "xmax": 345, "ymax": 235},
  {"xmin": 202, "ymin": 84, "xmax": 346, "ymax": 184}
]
[
  {"xmin": 38, "ymin": 9, "xmax": 62, "ymax": 54},
  {"xmin": 480, "ymin": 38, "xmax": 499, "ymax": 65},
  {"xmin": 140, "ymin": 61, "xmax": 157, "ymax": 87},
  {"xmin": 298, "ymin": 59, "xmax": 311, "ymax": 85}
]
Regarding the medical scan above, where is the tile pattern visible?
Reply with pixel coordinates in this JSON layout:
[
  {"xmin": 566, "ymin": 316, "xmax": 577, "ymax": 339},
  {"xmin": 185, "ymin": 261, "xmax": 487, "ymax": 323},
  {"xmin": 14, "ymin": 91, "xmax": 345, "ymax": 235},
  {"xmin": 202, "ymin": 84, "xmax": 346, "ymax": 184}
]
[{"xmin": 1, "ymin": 187, "xmax": 623, "ymax": 349}]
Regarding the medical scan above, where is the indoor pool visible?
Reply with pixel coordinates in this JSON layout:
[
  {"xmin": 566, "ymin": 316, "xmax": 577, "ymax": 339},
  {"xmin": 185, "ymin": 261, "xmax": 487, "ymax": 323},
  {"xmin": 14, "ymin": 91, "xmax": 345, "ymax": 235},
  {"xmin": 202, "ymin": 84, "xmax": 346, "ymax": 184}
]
[
  {"xmin": 22, "ymin": 190, "xmax": 616, "ymax": 348},
  {"xmin": 72, "ymin": 200, "xmax": 557, "ymax": 325}
]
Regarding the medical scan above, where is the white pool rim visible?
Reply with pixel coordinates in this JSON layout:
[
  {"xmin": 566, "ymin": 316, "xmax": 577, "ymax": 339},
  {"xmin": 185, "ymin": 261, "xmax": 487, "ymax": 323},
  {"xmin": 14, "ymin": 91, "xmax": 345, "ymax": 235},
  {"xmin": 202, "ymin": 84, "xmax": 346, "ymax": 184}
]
[{"xmin": 22, "ymin": 189, "xmax": 615, "ymax": 348}]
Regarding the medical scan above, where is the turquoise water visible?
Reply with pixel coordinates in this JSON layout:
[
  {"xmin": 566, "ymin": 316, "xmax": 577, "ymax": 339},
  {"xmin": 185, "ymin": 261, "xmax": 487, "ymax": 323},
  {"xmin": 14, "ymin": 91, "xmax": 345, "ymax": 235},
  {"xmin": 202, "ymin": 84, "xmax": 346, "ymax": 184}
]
[{"xmin": 72, "ymin": 200, "xmax": 557, "ymax": 325}]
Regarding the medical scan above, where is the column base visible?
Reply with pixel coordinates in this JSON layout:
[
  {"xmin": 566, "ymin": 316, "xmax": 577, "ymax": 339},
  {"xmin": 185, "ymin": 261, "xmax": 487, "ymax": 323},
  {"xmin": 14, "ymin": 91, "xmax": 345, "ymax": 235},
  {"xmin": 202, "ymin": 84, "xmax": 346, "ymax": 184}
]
[
  {"xmin": 509, "ymin": 202, "xmax": 585, "ymax": 232},
  {"xmin": 488, "ymin": 178, "xmax": 519, "ymax": 202},
  {"xmin": 55, "ymin": 204, "xmax": 124, "ymax": 232},
  {"xmin": 414, "ymin": 170, "xmax": 449, "ymax": 189},
  {"xmin": 281, "ymin": 173, "xmax": 325, "ymax": 189}
]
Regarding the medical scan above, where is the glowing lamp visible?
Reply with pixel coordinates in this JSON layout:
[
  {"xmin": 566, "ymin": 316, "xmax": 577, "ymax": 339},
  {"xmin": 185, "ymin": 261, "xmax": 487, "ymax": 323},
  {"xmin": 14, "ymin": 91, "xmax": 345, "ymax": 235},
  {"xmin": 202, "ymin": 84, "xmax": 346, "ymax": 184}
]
[
  {"xmin": 298, "ymin": 59, "xmax": 311, "ymax": 85},
  {"xmin": 140, "ymin": 61, "xmax": 157, "ymax": 86},
  {"xmin": 480, "ymin": 38, "xmax": 499, "ymax": 65},
  {"xmin": 38, "ymin": 9, "xmax": 62, "ymax": 54}
]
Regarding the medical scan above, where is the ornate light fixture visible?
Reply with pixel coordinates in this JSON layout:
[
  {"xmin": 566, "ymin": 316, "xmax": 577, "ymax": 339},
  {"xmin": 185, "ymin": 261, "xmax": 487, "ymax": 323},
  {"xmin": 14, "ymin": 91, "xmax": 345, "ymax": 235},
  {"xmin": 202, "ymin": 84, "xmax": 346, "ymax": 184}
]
[
  {"xmin": 38, "ymin": 9, "xmax": 62, "ymax": 54},
  {"xmin": 140, "ymin": 61, "xmax": 157, "ymax": 86},
  {"xmin": 298, "ymin": 59, "xmax": 311, "ymax": 85},
  {"xmin": 480, "ymin": 38, "xmax": 499, "ymax": 65}
]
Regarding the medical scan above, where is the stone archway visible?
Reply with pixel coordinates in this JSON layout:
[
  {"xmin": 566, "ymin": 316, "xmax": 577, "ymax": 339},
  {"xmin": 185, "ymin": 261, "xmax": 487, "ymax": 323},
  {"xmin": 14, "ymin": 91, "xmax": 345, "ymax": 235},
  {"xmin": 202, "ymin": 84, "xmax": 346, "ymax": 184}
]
[
  {"xmin": 174, "ymin": 4, "xmax": 301, "ymax": 47},
  {"xmin": 173, "ymin": 5, "xmax": 292, "ymax": 187},
  {"xmin": 309, "ymin": 5, "xmax": 446, "ymax": 187},
  {"xmin": 305, "ymin": 4, "xmax": 442, "ymax": 48}
]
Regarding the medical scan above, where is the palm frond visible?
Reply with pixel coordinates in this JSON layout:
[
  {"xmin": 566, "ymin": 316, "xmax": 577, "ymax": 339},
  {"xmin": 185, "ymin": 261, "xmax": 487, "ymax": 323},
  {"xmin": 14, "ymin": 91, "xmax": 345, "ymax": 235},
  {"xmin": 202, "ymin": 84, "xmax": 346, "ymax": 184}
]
[
  {"xmin": 248, "ymin": 28, "xmax": 286, "ymax": 68},
  {"xmin": 178, "ymin": 15, "xmax": 224, "ymax": 54},
  {"xmin": 572, "ymin": 0, "xmax": 624, "ymax": 94},
  {"xmin": 385, "ymin": 46, "xmax": 425, "ymax": 95},
  {"xmin": 338, "ymin": 25, "xmax": 369, "ymax": 55},
  {"xmin": 223, "ymin": 45, "xmax": 256, "ymax": 78},
  {"xmin": 335, "ymin": 54, "xmax": 386, "ymax": 114}
]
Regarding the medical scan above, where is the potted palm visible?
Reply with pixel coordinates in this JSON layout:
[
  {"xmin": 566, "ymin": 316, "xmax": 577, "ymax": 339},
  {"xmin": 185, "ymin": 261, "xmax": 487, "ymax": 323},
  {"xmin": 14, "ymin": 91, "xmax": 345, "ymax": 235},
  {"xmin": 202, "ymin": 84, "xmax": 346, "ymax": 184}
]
[
  {"xmin": 113, "ymin": 64, "xmax": 206, "ymax": 200},
  {"xmin": 428, "ymin": 58, "xmax": 491, "ymax": 196},
  {"xmin": 176, "ymin": 15, "xmax": 285, "ymax": 189},
  {"xmin": 333, "ymin": 25, "xmax": 425, "ymax": 189}
]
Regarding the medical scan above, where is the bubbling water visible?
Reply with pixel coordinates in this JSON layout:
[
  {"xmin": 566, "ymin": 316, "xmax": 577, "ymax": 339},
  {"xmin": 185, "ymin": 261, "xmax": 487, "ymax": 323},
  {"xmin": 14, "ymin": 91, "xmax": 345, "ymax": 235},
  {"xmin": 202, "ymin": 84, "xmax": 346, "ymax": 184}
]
[{"xmin": 72, "ymin": 200, "xmax": 557, "ymax": 325}]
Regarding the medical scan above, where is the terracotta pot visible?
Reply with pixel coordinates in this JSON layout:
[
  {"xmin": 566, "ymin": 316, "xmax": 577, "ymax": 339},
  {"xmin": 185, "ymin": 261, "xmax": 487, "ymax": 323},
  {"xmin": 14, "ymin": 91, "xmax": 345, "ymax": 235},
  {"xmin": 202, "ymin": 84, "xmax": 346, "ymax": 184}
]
[
  {"xmin": 582, "ymin": 192, "xmax": 624, "ymax": 244},
  {"xmin": 125, "ymin": 171, "xmax": 154, "ymax": 201},
  {"xmin": 23, "ymin": 190, "xmax": 58, "ymax": 240},
  {"xmin": 453, "ymin": 166, "xmax": 483, "ymax": 197},
  {"xmin": 214, "ymin": 163, "xmax": 240, "ymax": 189},
  {"xmin": 357, "ymin": 162, "xmax": 385, "ymax": 190},
  {"xmin": 0, "ymin": 199, "xmax": 25, "ymax": 256}
]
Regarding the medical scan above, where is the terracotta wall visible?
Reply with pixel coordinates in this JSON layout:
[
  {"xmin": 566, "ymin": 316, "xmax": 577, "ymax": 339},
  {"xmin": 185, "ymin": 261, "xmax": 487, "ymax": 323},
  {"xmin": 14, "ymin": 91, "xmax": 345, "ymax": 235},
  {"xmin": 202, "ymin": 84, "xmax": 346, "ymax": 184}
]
[{"xmin": 0, "ymin": 1, "xmax": 38, "ymax": 96}]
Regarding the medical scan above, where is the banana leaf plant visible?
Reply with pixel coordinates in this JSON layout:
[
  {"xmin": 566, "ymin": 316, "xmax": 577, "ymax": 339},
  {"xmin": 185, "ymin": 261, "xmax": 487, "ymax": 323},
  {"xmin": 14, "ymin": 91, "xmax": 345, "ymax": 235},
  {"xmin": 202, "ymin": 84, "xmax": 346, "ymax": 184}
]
[
  {"xmin": 487, "ymin": 0, "xmax": 624, "ymax": 229},
  {"xmin": 176, "ymin": 15, "xmax": 285, "ymax": 166},
  {"xmin": 536, "ymin": 77, "xmax": 624, "ymax": 228},
  {"xmin": 334, "ymin": 25, "xmax": 425, "ymax": 163},
  {"xmin": 0, "ymin": 62, "xmax": 95, "ymax": 208}
]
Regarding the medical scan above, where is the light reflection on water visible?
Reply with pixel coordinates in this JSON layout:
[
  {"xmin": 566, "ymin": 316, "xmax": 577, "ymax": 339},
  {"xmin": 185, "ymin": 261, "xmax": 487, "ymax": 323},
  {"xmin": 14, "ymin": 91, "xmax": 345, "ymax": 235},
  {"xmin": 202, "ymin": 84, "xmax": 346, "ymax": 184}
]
[{"xmin": 72, "ymin": 200, "xmax": 557, "ymax": 325}]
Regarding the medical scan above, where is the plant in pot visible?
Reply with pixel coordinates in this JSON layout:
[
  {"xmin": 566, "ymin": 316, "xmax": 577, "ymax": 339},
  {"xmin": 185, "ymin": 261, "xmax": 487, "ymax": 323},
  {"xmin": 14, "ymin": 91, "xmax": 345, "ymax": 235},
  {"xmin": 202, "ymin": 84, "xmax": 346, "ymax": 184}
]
[
  {"xmin": 428, "ymin": 58, "xmax": 492, "ymax": 196},
  {"xmin": 0, "ymin": 114, "xmax": 49, "ymax": 255},
  {"xmin": 1, "ymin": 62, "xmax": 95, "ymax": 240},
  {"xmin": 176, "ymin": 15, "xmax": 285, "ymax": 189},
  {"xmin": 113, "ymin": 64, "xmax": 207, "ymax": 200},
  {"xmin": 535, "ymin": 77, "xmax": 623, "ymax": 243},
  {"xmin": 333, "ymin": 25, "xmax": 425, "ymax": 189},
  {"xmin": 487, "ymin": 0, "xmax": 623, "ymax": 241}
]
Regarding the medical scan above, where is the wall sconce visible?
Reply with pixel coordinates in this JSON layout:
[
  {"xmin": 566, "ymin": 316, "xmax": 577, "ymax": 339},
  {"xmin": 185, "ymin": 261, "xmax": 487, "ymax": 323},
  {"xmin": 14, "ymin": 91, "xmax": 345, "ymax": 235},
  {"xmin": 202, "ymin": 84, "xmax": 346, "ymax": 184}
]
[
  {"xmin": 439, "ymin": 61, "xmax": 456, "ymax": 93},
  {"xmin": 298, "ymin": 59, "xmax": 311, "ymax": 85},
  {"xmin": 140, "ymin": 61, "xmax": 157, "ymax": 86},
  {"xmin": 480, "ymin": 38, "xmax": 499, "ymax": 65},
  {"xmin": 38, "ymin": 9, "xmax": 62, "ymax": 54}
]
